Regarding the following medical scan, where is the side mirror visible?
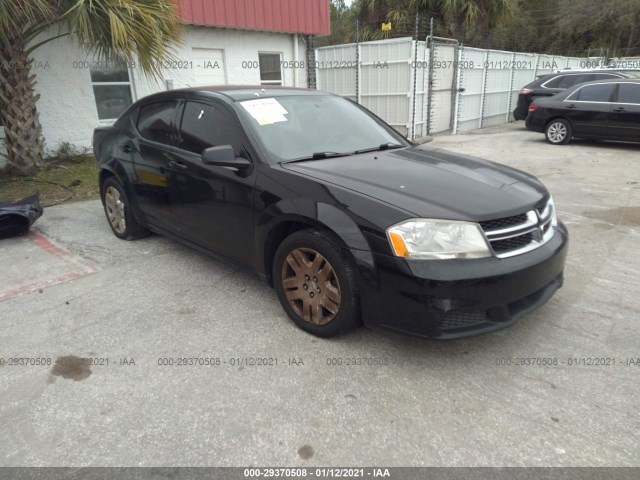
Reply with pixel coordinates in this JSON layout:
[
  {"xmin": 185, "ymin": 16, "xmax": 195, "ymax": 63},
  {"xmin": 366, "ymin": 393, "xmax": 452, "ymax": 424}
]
[{"xmin": 201, "ymin": 145, "xmax": 251, "ymax": 170}]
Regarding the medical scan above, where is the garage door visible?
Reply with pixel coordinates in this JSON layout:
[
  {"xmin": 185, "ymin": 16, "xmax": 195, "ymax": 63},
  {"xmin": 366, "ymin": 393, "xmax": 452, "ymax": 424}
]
[{"xmin": 192, "ymin": 48, "xmax": 226, "ymax": 86}]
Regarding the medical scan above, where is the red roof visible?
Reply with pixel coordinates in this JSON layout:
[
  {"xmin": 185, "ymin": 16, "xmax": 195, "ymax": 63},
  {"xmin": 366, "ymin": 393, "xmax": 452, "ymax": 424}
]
[{"xmin": 178, "ymin": 0, "xmax": 330, "ymax": 36}]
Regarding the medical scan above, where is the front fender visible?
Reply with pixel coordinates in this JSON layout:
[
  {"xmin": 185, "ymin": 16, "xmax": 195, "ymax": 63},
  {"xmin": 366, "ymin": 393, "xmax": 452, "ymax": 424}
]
[{"xmin": 255, "ymin": 198, "xmax": 377, "ymax": 286}]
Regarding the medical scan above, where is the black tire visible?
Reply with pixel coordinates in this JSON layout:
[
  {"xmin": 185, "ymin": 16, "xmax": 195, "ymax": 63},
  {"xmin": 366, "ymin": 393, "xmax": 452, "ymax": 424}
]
[
  {"xmin": 100, "ymin": 176, "xmax": 149, "ymax": 240},
  {"xmin": 545, "ymin": 118, "xmax": 572, "ymax": 145},
  {"xmin": 273, "ymin": 229, "xmax": 361, "ymax": 337}
]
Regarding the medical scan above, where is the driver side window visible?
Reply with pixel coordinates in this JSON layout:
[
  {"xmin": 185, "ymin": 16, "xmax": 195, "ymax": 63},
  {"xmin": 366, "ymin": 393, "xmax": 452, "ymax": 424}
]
[{"xmin": 177, "ymin": 101, "xmax": 244, "ymax": 156}]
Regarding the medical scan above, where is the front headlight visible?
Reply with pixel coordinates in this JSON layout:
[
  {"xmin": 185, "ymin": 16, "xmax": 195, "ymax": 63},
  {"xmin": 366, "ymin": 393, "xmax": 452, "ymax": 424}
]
[{"xmin": 387, "ymin": 219, "xmax": 491, "ymax": 260}]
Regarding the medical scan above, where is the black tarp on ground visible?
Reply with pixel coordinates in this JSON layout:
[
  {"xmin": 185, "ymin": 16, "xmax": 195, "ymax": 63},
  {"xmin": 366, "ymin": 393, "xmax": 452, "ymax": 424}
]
[{"xmin": 0, "ymin": 193, "xmax": 43, "ymax": 239}]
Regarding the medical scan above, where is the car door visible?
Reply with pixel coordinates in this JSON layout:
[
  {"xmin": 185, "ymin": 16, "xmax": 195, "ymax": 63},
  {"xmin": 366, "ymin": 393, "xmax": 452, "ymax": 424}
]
[
  {"xmin": 130, "ymin": 100, "xmax": 179, "ymax": 231},
  {"xmin": 168, "ymin": 100, "xmax": 256, "ymax": 266},
  {"xmin": 563, "ymin": 83, "xmax": 616, "ymax": 137},
  {"xmin": 608, "ymin": 82, "xmax": 640, "ymax": 140}
]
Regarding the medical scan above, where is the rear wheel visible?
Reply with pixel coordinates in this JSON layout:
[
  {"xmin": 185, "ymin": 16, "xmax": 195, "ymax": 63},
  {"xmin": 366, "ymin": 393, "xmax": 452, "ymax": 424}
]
[
  {"xmin": 545, "ymin": 119, "xmax": 572, "ymax": 145},
  {"xmin": 101, "ymin": 176, "xmax": 149, "ymax": 240},
  {"xmin": 273, "ymin": 229, "xmax": 361, "ymax": 337}
]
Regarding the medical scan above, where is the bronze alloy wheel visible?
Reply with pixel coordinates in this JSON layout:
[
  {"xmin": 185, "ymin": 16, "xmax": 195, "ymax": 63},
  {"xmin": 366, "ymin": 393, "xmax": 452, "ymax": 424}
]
[
  {"xmin": 104, "ymin": 185, "xmax": 126, "ymax": 234},
  {"xmin": 281, "ymin": 247, "xmax": 342, "ymax": 325}
]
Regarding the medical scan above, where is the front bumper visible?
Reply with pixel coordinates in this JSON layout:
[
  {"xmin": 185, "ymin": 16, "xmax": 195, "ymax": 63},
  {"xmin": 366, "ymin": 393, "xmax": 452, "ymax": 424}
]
[{"xmin": 357, "ymin": 223, "xmax": 568, "ymax": 339}]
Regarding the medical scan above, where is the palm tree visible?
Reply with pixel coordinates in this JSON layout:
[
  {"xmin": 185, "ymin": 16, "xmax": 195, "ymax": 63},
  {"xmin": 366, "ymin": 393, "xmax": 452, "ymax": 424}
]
[
  {"xmin": 0, "ymin": 0, "xmax": 182, "ymax": 175},
  {"xmin": 431, "ymin": 0, "xmax": 512, "ymax": 38},
  {"xmin": 351, "ymin": 0, "xmax": 513, "ymax": 40}
]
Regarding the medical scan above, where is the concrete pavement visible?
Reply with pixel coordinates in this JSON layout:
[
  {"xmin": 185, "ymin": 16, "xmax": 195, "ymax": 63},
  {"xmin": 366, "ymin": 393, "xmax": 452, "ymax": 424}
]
[{"xmin": 1, "ymin": 123, "xmax": 639, "ymax": 467}]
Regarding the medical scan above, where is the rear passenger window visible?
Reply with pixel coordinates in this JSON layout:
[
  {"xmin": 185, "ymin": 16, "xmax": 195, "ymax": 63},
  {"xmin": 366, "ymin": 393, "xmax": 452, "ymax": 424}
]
[
  {"xmin": 562, "ymin": 75, "xmax": 593, "ymax": 88},
  {"xmin": 546, "ymin": 75, "xmax": 590, "ymax": 89},
  {"xmin": 616, "ymin": 83, "xmax": 640, "ymax": 104},
  {"xmin": 575, "ymin": 84, "xmax": 616, "ymax": 102},
  {"xmin": 542, "ymin": 76, "xmax": 564, "ymax": 88},
  {"xmin": 137, "ymin": 101, "xmax": 176, "ymax": 145},
  {"xmin": 586, "ymin": 73, "xmax": 617, "ymax": 82}
]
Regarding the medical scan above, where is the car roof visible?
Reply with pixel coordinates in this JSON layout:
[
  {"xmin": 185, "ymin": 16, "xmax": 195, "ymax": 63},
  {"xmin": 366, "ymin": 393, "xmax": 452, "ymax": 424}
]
[
  {"xmin": 533, "ymin": 69, "xmax": 640, "ymax": 83},
  {"xmin": 554, "ymin": 68, "xmax": 640, "ymax": 74},
  {"xmin": 137, "ymin": 85, "xmax": 330, "ymax": 104},
  {"xmin": 570, "ymin": 77, "xmax": 640, "ymax": 86}
]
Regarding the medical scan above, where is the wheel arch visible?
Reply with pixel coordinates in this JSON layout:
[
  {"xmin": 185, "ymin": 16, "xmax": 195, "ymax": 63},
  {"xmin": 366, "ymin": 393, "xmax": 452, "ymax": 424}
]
[
  {"xmin": 257, "ymin": 201, "xmax": 376, "ymax": 287},
  {"xmin": 98, "ymin": 168, "xmax": 115, "ymax": 203},
  {"xmin": 98, "ymin": 160, "xmax": 146, "ymax": 226},
  {"xmin": 545, "ymin": 115, "xmax": 572, "ymax": 130}
]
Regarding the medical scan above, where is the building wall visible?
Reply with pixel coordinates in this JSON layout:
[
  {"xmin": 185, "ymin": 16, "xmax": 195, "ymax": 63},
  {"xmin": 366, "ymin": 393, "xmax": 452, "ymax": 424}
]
[
  {"xmin": 0, "ymin": 25, "xmax": 308, "ymax": 167},
  {"xmin": 132, "ymin": 26, "xmax": 308, "ymax": 98}
]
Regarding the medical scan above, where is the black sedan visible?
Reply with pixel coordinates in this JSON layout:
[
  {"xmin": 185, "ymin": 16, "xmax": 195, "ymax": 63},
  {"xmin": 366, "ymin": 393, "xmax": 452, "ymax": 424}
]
[
  {"xmin": 93, "ymin": 86, "xmax": 568, "ymax": 339},
  {"xmin": 526, "ymin": 79, "xmax": 640, "ymax": 145},
  {"xmin": 513, "ymin": 69, "xmax": 640, "ymax": 120}
]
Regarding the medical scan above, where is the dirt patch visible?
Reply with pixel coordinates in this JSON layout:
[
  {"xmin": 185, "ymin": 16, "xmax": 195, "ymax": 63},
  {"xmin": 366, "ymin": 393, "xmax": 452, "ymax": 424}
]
[
  {"xmin": 297, "ymin": 444, "xmax": 314, "ymax": 460},
  {"xmin": 50, "ymin": 355, "xmax": 92, "ymax": 381}
]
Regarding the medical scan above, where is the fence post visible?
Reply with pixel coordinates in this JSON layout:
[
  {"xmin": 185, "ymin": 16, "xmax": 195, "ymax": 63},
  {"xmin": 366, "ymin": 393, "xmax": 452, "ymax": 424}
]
[
  {"xmin": 410, "ymin": 15, "xmax": 419, "ymax": 140},
  {"xmin": 452, "ymin": 45, "xmax": 463, "ymax": 135},
  {"xmin": 426, "ymin": 17, "xmax": 434, "ymax": 136},
  {"xmin": 449, "ymin": 42, "xmax": 460, "ymax": 133},
  {"xmin": 308, "ymin": 36, "xmax": 317, "ymax": 89},
  {"xmin": 356, "ymin": 20, "xmax": 361, "ymax": 104},
  {"xmin": 479, "ymin": 50, "xmax": 490, "ymax": 129},
  {"xmin": 506, "ymin": 51, "xmax": 516, "ymax": 123}
]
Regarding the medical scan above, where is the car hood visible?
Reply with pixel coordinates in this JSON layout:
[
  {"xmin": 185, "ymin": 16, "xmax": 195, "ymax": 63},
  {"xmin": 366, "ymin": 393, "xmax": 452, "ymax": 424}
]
[{"xmin": 281, "ymin": 146, "xmax": 548, "ymax": 221}]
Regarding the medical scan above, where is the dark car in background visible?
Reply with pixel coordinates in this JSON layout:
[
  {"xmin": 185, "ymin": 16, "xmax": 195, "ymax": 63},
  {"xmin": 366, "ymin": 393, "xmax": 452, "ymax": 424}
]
[
  {"xmin": 93, "ymin": 86, "xmax": 568, "ymax": 340},
  {"xmin": 513, "ymin": 69, "xmax": 640, "ymax": 120},
  {"xmin": 526, "ymin": 79, "xmax": 640, "ymax": 144}
]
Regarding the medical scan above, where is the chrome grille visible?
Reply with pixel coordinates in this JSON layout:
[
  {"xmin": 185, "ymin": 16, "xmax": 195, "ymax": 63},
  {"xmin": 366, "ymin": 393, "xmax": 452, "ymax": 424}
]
[
  {"xmin": 490, "ymin": 232, "xmax": 535, "ymax": 254},
  {"xmin": 479, "ymin": 213, "xmax": 528, "ymax": 232},
  {"xmin": 481, "ymin": 199, "xmax": 556, "ymax": 258}
]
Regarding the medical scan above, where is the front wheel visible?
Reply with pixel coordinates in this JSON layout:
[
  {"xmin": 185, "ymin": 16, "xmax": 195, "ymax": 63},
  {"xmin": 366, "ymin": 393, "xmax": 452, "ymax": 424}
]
[
  {"xmin": 545, "ymin": 119, "xmax": 572, "ymax": 145},
  {"xmin": 273, "ymin": 229, "xmax": 361, "ymax": 337}
]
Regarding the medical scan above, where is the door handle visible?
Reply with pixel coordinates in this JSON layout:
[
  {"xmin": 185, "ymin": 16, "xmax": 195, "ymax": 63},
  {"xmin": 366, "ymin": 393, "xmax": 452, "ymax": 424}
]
[
  {"xmin": 613, "ymin": 107, "xmax": 625, "ymax": 113},
  {"xmin": 567, "ymin": 104, "xmax": 576, "ymax": 110},
  {"xmin": 169, "ymin": 160, "xmax": 187, "ymax": 170},
  {"xmin": 119, "ymin": 144, "xmax": 133, "ymax": 153}
]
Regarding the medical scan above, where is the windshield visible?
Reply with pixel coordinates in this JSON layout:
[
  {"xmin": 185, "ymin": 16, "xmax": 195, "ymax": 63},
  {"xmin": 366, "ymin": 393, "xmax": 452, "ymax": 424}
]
[{"xmin": 235, "ymin": 94, "xmax": 409, "ymax": 163}]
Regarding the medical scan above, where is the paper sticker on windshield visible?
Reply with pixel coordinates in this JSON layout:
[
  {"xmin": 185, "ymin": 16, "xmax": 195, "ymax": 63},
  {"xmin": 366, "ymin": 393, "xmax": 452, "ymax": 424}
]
[{"xmin": 240, "ymin": 98, "xmax": 288, "ymax": 125}]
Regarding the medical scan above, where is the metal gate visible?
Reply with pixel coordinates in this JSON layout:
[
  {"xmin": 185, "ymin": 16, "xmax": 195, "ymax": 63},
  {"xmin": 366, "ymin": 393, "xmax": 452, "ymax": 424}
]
[
  {"xmin": 427, "ymin": 40, "xmax": 458, "ymax": 135},
  {"xmin": 315, "ymin": 38, "xmax": 587, "ymax": 138},
  {"xmin": 360, "ymin": 38, "xmax": 416, "ymax": 137}
]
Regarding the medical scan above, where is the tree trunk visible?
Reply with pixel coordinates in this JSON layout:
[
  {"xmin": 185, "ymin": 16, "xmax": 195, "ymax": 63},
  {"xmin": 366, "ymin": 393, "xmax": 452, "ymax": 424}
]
[{"xmin": 0, "ymin": 37, "xmax": 45, "ymax": 176}]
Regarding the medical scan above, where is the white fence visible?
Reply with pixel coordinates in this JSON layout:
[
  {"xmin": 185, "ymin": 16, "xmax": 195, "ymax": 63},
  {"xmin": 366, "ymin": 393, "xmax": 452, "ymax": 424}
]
[{"xmin": 315, "ymin": 38, "xmax": 586, "ymax": 138}]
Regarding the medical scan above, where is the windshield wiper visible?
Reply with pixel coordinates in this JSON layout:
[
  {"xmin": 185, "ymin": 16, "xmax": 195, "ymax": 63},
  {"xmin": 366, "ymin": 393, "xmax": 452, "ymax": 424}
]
[
  {"xmin": 282, "ymin": 151, "xmax": 352, "ymax": 164},
  {"xmin": 353, "ymin": 143, "xmax": 406, "ymax": 154}
]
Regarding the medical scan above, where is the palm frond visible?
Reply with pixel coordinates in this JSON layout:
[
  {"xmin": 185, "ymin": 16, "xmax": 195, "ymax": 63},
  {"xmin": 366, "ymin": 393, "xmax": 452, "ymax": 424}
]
[
  {"xmin": 63, "ymin": 0, "xmax": 183, "ymax": 79},
  {"xmin": 0, "ymin": 0, "xmax": 56, "ymax": 48}
]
